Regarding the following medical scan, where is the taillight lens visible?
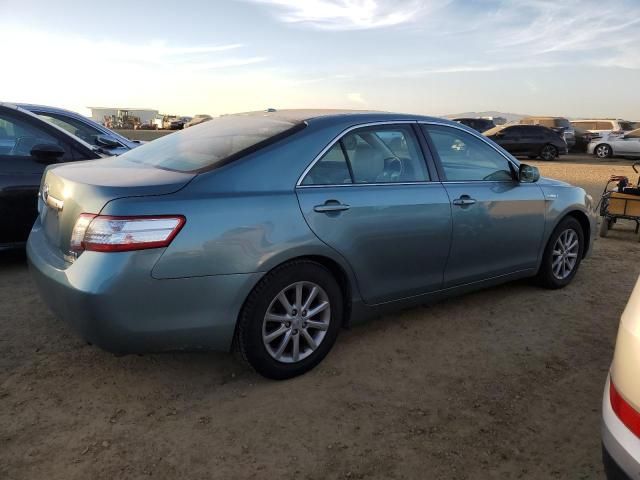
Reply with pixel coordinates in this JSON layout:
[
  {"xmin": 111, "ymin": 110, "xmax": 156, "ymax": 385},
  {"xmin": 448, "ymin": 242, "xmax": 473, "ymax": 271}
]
[
  {"xmin": 610, "ymin": 379, "xmax": 640, "ymax": 438},
  {"xmin": 70, "ymin": 215, "xmax": 185, "ymax": 253}
]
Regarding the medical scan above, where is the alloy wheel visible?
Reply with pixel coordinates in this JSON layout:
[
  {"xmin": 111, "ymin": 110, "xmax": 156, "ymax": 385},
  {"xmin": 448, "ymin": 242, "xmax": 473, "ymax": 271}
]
[
  {"xmin": 262, "ymin": 281, "xmax": 331, "ymax": 363},
  {"xmin": 541, "ymin": 145, "xmax": 557, "ymax": 160},
  {"xmin": 595, "ymin": 145, "xmax": 611, "ymax": 158},
  {"xmin": 551, "ymin": 229, "xmax": 579, "ymax": 280}
]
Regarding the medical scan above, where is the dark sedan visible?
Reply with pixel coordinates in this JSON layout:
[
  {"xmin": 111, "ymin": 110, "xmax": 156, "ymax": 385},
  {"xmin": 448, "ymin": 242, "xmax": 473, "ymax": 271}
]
[
  {"xmin": 484, "ymin": 124, "xmax": 568, "ymax": 160},
  {"xmin": 0, "ymin": 103, "xmax": 102, "ymax": 249}
]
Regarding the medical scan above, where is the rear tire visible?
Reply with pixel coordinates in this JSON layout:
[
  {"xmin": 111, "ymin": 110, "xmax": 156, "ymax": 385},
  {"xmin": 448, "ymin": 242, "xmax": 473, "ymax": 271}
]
[
  {"xmin": 235, "ymin": 260, "xmax": 343, "ymax": 380},
  {"xmin": 539, "ymin": 144, "xmax": 558, "ymax": 161},
  {"xmin": 537, "ymin": 217, "xmax": 584, "ymax": 289}
]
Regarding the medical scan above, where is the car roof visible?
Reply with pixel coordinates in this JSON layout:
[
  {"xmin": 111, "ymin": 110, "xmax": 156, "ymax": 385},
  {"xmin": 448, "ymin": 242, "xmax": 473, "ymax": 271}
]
[
  {"xmin": 0, "ymin": 102, "xmax": 98, "ymax": 151},
  {"xmin": 223, "ymin": 108, "xmax": 453, "ymax": 126},
  {"xmin": 572, "ymin": 118, "xmax": 627, "ymax": 122},
  {"xmin": 522, "ymin": 116, "xmax": 567, "ymax": 120}
]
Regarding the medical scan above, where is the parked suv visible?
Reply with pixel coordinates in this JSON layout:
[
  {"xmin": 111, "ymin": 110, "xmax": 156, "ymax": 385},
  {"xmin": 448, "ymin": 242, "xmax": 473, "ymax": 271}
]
[
  {"xmin": 484, "ymin": 124, "xmax": 568, "ymax": 160},
  {"xmin": 520, "ymin": 116, "xmax": 575, "ymax": 149},
  {"xmin": 571, "ymin": 119, "xmax": 636, "ymax": 136},
  {"xmin": 452, "ymin": 117, "xmax": 496, "ymax": 133}
]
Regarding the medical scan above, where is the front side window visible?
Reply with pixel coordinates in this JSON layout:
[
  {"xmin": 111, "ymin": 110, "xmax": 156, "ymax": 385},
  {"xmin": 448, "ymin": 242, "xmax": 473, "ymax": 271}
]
[
  {"xmin": 38, "ymin": 113, "xmax": 108, "ymax": 147},
  {"xmin": 302, "ymin": 125, "xmax": 429, "ymax": 185},
  {"xmin": 423, "ymin": 124, "xmax": 514, "ymax": 182},
  {"xmin": 0, "ymin": 112, "xmax": 66, "ymax": 158}
]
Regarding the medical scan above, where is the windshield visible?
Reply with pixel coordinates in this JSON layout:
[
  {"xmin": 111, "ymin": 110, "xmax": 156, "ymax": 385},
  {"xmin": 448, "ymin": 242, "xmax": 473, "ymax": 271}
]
[
  {"xmin": 119, "ymin": 114, "xmax": 303, "ymax": 172},
  {"xmin": 620, "ymin": 121, "xmax": 635, "ymax": 131},
  {"xmin": 483, "ymin": 125, "xmax": 506, "ymax": 136},
  {"xmin": 627, "ymin": 129, "xmax": 640, "ymax": 138}
]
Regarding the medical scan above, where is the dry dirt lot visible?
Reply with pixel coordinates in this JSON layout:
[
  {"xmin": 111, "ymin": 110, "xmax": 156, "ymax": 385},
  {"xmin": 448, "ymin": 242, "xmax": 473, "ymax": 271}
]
[{"xmin": 1, "ymin": 156, "xmax": 640, "ymax": 480}]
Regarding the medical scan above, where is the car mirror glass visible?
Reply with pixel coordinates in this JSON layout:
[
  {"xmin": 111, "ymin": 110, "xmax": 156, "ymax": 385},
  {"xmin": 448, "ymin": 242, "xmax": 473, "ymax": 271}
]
[
  {"xmin": 519, "ymin": 163, "xmax": 540, "ymax": 183},
  {"xmin": 96, "ymin": 135, "xmax": 121, "ymax": 148}
]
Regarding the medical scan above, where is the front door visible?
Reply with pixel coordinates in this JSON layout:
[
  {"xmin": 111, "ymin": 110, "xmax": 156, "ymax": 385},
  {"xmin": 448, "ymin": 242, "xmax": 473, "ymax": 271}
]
[
  {"xmin": 0, "ymin": 110, "xmax": 73, "ymax": 244},
  {"xmin": 421, "ymin": 124, "xmax": 546, "ymax": 287},
  {"xmin": 296, "ymin": 123, "xmax": 452, "ymax": 304}
]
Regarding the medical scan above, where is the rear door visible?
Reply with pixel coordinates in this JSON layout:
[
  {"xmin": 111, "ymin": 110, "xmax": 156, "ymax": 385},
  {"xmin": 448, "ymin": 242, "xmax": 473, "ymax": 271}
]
[
  {"xmin": 521, "ymin": 126, "xmax": 546, "ymax": 155},
  {"xmin": 496, "ymin": 126, "xmax": 523, "ymax": 155},
  {"xmin": 0, "ymin": 108, "xmax": 93, "ymax": 244},
  {"xmin": 421, "ymin": 123, "xmax": 546, "ymax": 287},
  {"xmin": 296, "ymin": 123, "xmax": 452, "ymax": 304},
  {"xmin": 615, "ymin": 130, "xmax": 640, "ymax": 155}
]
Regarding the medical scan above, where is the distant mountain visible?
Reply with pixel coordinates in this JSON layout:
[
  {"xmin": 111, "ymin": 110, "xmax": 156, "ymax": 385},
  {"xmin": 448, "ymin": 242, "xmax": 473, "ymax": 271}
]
[{"xmin": 442, "ymin": 111, "xmax": 527, "ymax": 123}]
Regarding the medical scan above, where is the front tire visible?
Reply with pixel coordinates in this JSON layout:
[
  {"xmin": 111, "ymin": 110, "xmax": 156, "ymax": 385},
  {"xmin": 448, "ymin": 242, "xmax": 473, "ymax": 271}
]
[
  {"xmin": 595, "ymin": 144, "xmax": 612, "ymax": 158},
  {"xmin": 235, "ymin": 260, "xmax": 343, "ymax": 379},
  {"xmin": 537, "ymin": 217, "xmax": 584, "ymax": 289}
]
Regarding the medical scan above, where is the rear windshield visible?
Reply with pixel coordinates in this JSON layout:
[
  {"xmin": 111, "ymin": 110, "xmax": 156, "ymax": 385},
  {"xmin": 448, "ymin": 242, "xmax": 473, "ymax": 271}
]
[
  {"xmin": 620, "ymin": 121, "xmax": 635, "ymax": 131},
  {"xmin": 119, "ymin": 115, "xmax": 303, "ymax": 172}
]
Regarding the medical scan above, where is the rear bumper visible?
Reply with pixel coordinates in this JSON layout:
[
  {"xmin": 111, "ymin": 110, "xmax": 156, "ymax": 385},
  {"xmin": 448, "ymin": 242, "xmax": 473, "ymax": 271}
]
[
  {"xmin": 27, "ymin": 222, "xmax": 263, "ymax": 354},
  {"xmin": 602, "ymin": 376, "xmax": 640, "ymax": 479}
]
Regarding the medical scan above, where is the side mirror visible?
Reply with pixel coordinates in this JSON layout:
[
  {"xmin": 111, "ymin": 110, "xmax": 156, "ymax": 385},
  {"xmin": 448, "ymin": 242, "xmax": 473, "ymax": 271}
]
[
  {"xmin": 95, "ymin": 135, "xmax": 121, "ymax": 148},
  {"xmin": 30, "ymin": 143, "xmax": 65, "ymax": 164},
  {"xmin": 519, "ymin": 163, "xmax": 540, "ymax": 183}
]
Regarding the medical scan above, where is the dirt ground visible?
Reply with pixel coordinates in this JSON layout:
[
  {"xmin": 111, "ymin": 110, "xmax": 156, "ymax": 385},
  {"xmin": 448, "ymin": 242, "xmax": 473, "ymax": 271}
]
[{"xmin": 2, "ymin": 156, "xmax": 640, "ymax": 480}]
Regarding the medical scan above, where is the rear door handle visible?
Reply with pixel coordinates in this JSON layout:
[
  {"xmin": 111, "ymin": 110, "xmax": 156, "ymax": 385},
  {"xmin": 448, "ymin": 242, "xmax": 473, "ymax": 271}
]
[
  {"xmin": 452, "ymin": 195, "xmax": 476, "ymax": 206},
  {"xmin": 314, "ymin": 201, "xmax": 350, "ymax": 213}
]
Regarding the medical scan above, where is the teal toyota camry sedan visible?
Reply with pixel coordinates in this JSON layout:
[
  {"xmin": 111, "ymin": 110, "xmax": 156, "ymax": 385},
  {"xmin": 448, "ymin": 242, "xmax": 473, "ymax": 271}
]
[{"xmin": 27, "ymin": 110, "xmax": 596, "ymax": 379}]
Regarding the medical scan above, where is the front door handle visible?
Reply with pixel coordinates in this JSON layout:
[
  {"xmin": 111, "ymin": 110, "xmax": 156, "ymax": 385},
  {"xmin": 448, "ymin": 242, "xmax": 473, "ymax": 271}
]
[
  {"xmin": 452, "ymin": 195, "xmax": 476, "ymax": 206},
  {"xmin": 314, "ymin": 201, "xmax": 350, "ymax": 213}
]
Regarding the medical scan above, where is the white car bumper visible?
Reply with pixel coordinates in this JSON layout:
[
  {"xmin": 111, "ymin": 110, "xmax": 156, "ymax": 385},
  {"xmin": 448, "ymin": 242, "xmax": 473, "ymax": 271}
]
[{"xmin": 603, "ymin": 375, "xmax": 640, "ymax": 479}]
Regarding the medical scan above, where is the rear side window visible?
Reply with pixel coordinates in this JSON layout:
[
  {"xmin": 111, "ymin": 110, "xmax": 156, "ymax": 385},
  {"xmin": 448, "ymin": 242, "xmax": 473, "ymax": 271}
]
[
  {"xmin": 120, "ymin": 115, "xmax": 303, "ymax": 172},
  {"xmin": 302, "ymin": 125, "xmax": 429, "ymax": 185},
  {"xmin": 596, "ymin": 121, "xmax": 614, "ymax": 130},
  {"xmin": 572, "ymin": 121, "xmax": 596, "ymax": 130},
  {"xmin": 302, "ymin": 143, "xmax": 352, "ymax": 186}
]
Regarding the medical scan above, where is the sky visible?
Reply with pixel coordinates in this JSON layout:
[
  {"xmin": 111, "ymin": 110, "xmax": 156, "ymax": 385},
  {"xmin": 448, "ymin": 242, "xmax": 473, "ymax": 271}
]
[{"xmin": 1, "ymin": 0, "xmax": 639, "ymax": 119}]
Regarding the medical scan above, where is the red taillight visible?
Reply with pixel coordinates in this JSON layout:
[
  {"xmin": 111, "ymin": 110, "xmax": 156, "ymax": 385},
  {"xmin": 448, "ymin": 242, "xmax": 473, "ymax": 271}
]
[
  {"xmin": 70, "ymin": 215, "xmax": 185, "ymax": 253},
  {"xmin": 610, "ymin": 379, "xmax": 640, "ymax": 438}
]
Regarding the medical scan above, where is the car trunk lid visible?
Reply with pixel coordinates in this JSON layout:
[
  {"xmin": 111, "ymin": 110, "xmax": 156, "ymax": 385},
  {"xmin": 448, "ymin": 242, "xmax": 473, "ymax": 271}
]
[{"xmin": 38, "ymin": 157, "xmax": 195, "ymax": 255}]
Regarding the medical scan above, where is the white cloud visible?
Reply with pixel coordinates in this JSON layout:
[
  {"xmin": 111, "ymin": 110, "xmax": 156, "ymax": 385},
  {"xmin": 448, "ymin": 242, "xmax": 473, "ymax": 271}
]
[
  {"xmin": 243, "ymin": 0, "xmax": 441, "ymax": 30},
  {"xmin": 347, "ymin": 92, "xmax": 366, "ymax": 104},
  {"xmin": 485, "ymin": 0, "xmax": 640, "ymax": 67}
]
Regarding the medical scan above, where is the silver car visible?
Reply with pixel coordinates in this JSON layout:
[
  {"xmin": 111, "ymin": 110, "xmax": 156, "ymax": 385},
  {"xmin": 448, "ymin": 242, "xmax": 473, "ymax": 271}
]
[
  {"xmin": 603, "ymin": 275, "xmax": 640, "ymax": 479},
  {"xmin": 589, "ymin": 129, "xmax": 640, "ymax": 159}
]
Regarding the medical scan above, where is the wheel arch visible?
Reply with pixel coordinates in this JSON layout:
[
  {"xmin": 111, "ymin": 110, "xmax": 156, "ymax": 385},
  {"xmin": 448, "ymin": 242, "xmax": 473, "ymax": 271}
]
[
  {"xmin": 233, "ymin": 254, "xmax": 355, "ymax": 352},
  {"xmin": 594, "ymin": 142, "xmax": 613, "ymax": 157},
  {"xmin": 564, "ymin": 209, "xmax": 592, "ymax": 258}
]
